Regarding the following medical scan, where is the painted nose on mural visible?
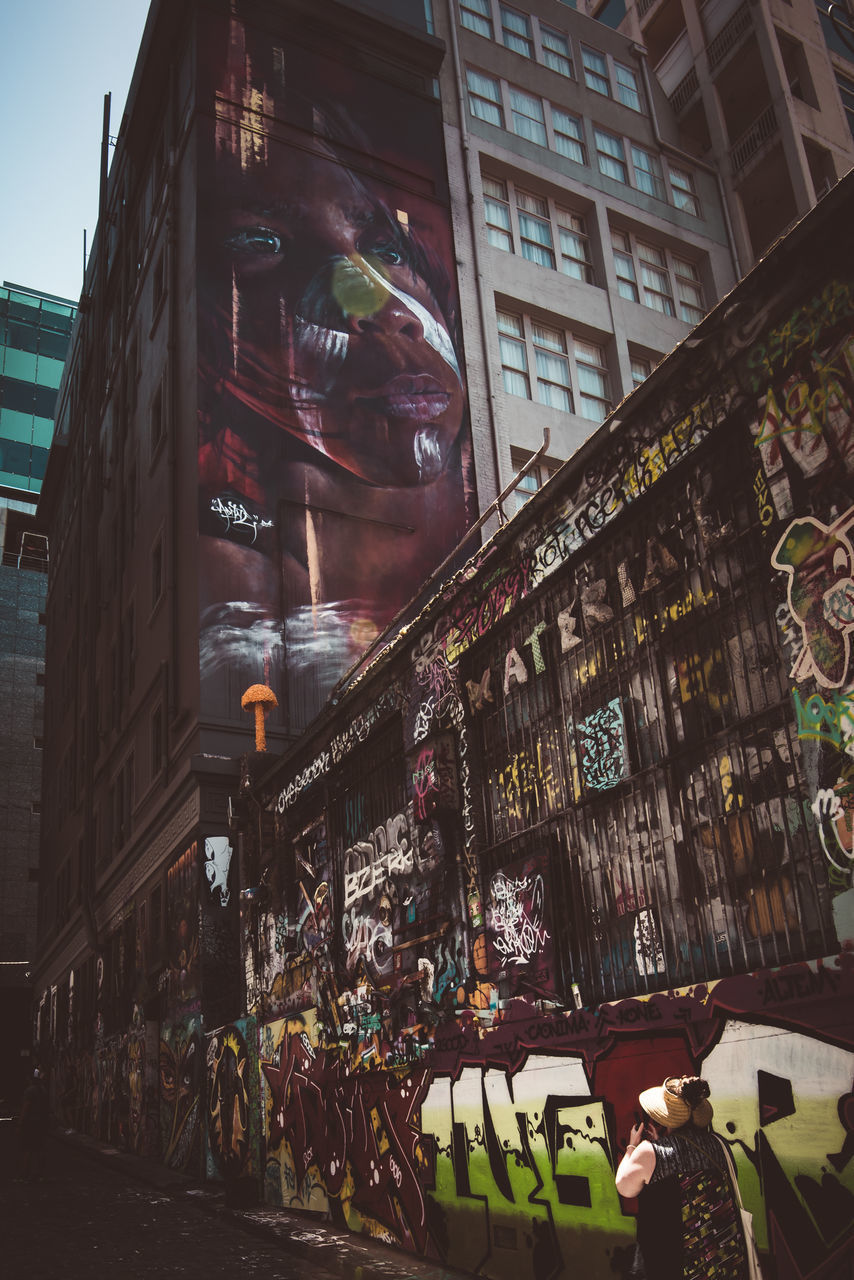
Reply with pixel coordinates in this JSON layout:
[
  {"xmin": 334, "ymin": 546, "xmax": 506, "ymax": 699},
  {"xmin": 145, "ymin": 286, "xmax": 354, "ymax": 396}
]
[
  {"xmin": 330, "ymin": 254, "xmax": 423, "ymax": 339},
  {"xmin": 353, "ymin": 295, "xmax": 424, "ymax": 340}
]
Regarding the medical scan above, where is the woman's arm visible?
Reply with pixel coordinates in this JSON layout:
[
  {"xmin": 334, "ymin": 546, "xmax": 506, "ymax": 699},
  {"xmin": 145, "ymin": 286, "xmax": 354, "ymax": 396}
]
[{"xmin": 615, "ymin": 1122, "xmax": 657, "ymax": 1197}]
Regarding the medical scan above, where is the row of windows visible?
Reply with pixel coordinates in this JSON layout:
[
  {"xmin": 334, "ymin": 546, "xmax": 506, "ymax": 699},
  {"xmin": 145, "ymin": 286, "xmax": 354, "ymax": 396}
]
[
  {"xmin": 0, "ymin": 289, "xmax": 75, "ymax": 327},
  {"xmin": 612, "ymin": 229, "xmax": 704, "ymax": 323},
  {"xmin": 483, "ymin": 177, "xmax": 706, "ymax": 324},
  {"xmin": 497, "ymin": 310, "xmax": 612, "ymax": 422},
  {"xmin": 484, "ymin": 177, "xmax": 595, "ymax": 280},
  {"xmin": 466, "ymin": 68, "xmax": 701, "ymax": 217},
  {"xmin": 460, "ymin": 0, "xmax": 646, "ymax": 112}
]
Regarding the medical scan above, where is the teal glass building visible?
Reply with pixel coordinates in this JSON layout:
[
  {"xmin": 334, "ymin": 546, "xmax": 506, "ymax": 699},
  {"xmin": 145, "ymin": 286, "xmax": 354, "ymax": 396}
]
[
  {"xmin": 0, "ymin": 282, "xmax": 75, "ymax": 498},
  {"xmin": 0, "ymin": 281, "xmax": 75, "ymax": 1104}
]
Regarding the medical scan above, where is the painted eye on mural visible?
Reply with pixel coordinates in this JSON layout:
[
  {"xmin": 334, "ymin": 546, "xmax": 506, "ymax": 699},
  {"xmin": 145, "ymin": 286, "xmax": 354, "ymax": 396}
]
[
  {"xmin": 364, "ymin": 238, "xmax": 404, "ymax": 267},
  {"xmin": 224, "ymin": 227, "xmax": 284, "ymax": 260}
]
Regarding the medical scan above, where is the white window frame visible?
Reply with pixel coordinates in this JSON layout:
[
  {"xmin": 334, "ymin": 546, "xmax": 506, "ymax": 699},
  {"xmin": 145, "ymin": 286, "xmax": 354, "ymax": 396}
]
[
  {"xmin": 552, "ymin": 106, "xmax": 586, "ymax": 164},
  {"xmin": 533, "ymin": 321, "xmax": 573, "ymax": 413},
  {"xmin": 509, "ymin": 85, "xmax": 548, "ymax": 146},
  {"xmin": 637, "ymin": 242, "xmax": 676, "ymax": 316},
  {"xmin": 539, "ymin": 23, "xmax": 573, "ymax": 77},
  {"xmin": 631, "ymin": 144, "xmax": 666, "ymax": 200},
  {"xmin": 630, "ymin": 354, "xmax": 653, "ymax": 387},
  {"xmin": 615, "ymin": 62, "xmax": 643, "ymax": 111},
  {"xmin": 669, "ymin": 166, "xmax": 700, "ymax": 216},
  {"xmin": 575, "ymin": 338, "xmax": 612, "ymax": 421},
  {"xmin": 500, "ymin": 4, "xmax": 533, "ymax": 57},
  {"xmin": 594, "ymin": 127, "xmax": 628, "ymax": 183},
  {"xmin": 497, "ymin": 311, "xmax": 530, "ymax": 399},
  {"xmin": 483, "ymin": 176, "xmax": 513, "ymax": 251},
  {"xmin": 510, "ymin": 451, "xmax": 560, "ymax": 512},
  {"xmin": 496, "ymin": 309, "xmax": 612, "ymax": 423},
  {"xmin": 672, "ymin": 256, "xmax": 705, "ymax": 323},
  {"xmin": 581, "ymin": 45, "xmax": 611, "ymax": 96},
  {"xmin": 466, "ymin": 68, "xmax": 504, "ymax": 126},
  {"xmin": 611, "ymin": 228, "xmax": 706, "ymax": 325},
  {"xmin": 460, "ymin": 0, "xmax": 493, "ymax": 38},
  {"xmin": 516, "ymin": 190, "xmax": 556, "ymax": 267},
  {"xmin": 556, "ymin": 207, "xmax": 594, "ymax": 283},
  {"xmin": 482, "ymin": 176, "xmax": 596, "ymax": 285}
]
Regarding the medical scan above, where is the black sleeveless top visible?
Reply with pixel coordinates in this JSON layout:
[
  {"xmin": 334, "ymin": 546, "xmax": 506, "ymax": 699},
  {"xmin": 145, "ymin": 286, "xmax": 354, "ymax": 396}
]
[{"xmin": 634, "ymin": 1128, "xmax": 748, "ymax": 1280}]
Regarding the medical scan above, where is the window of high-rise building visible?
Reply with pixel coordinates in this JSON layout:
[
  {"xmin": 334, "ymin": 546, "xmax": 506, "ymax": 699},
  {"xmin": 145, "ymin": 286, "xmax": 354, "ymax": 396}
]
[
  {"xmin": 466, "ymin": 68, "xmax": 504, "ymax": 126},
  {"xmin": 630, "ymin": 354, "xmax": 653, "ymax": 386},
  {"xmin": 0, "ymin": 284, "xmax": 74, "ymax": 493},
  {"xmin": 533, "ymin": 322, "xmax": 574, "ymax": 412},
  {"xmin": 483, "ymin": 177, "xmax": 513, "ymax": 250},
  {"xmin": 611, "ymin": 229, "xmax": 706, "ymax": 324},
  {"xmin": 509, "ymin": 85, "xmax": 547, "ymax": 145},
  {"xmin": 636, "ymin": 243, "xmax": 676, "ymax": 315},
  {"xmin": 501, "ymin": 4, "xmax": 533, "ymax": 57},
  {"xmin": 581, "ymin": 46, "xmax": 611, "ymax": 96},
  {"xmin": 672, "ymin": 256, "xmax": 705, "ymax": 323},
  {"xmin": 510, "ymin": 450, "xmax": 560, "ymax": 512},
  {"xmin": 516, "ymin": 191, "xmax": 555, "ymax": 266},
  {"xmin": 615, "ymin": 62, "xmax": 643, "ymax": 111},
  {"xmin": 496, "ymin": 310, "xmax": 612, "ymax": 422},
  {"xmin": 552, "ymin": 107, "xmax": 586, "ymax": 163},
  {"xmin": 594, "ymin": 127, "xmax": 628, "ymax": 182},
  {"xmin": 631, "ymin": 144, "xmax": 666, "ymax": 200},
  {"xmin": 540, "ymin": 24, "xmax": 573, "ymax": 77},
  {"xmin": 497, "ymin": 311, "xmax": 530, "ymax": 398},
  {"xmin": 460, "ymin": 0, "xmax": 492, "ymax": 38},
  {"xmin": 575, "ymin": 339, "xmax": 612, "ymax": 420},
  {"xmin": 557, "ymin": 208, "xmax": 594, "ymax": 283},
  {"xmin": 669, "ymin": 166, "xmax": 700, "ymax": 215},
  {"xmin": 482, "ymin": 178, "xmax": 596, "ymax": 284}
]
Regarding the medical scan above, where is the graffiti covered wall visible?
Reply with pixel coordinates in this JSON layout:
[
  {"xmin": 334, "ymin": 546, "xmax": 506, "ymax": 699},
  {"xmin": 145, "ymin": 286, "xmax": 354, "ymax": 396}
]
[
  {"xmin": 40, "ymin": 116, "xmax": 854, "ymax": 1280},
  {"xmin": 234, "ymin": 196, "xmax": 853, "ymax": 1276}
]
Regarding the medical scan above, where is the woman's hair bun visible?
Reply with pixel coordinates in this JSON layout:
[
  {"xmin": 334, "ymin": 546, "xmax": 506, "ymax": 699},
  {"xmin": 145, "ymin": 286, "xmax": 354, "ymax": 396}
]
[{"xmin": 679, "ymin": 1077, "xmax": 711, "ymax": 1108}]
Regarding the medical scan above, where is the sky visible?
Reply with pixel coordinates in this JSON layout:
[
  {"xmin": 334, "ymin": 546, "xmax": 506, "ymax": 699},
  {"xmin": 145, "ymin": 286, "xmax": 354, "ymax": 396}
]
[{"xmin": 0, "ymin": 0, "xmax": 153, "ymax": 304}]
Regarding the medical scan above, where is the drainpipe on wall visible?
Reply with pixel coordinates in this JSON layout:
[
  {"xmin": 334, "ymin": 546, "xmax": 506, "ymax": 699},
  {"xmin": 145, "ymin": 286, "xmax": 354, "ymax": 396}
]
[
  {"xmin": 444, "ymin": 0, "xmax": 505, "ymax": 511},
  {"xmin": 166, "ymin": 58, "xmax": 181, "ymax": 740}
]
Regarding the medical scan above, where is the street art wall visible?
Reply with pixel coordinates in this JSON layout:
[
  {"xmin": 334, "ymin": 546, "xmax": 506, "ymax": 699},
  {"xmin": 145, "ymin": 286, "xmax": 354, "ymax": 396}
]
[
  {"xmin": 196, "ymin": 6, "xmax": 476, "ymax": 732},
  {"xmin": 39, "ymin": 121, "xmax": 854, "ymax": 1280},
  {"xmin": 227, "ymin": 205, "xmax": 853, "ymax": 1277}
]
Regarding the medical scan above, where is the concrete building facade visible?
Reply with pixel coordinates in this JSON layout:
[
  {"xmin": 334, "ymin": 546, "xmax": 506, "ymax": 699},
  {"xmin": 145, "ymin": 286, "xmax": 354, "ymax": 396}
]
[
  {"xmin": 432, "ymin": 0, "xmax": 740, "ymax": 502},
  {"xmin": 589, "ymin": 0, "xmax": 854, "ymax": 267}
]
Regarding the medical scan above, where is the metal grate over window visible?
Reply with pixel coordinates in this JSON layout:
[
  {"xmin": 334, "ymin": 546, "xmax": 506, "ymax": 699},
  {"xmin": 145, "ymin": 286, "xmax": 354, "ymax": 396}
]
[{"xmin": 463, "ymin": 428, "xmax": 836, "ymax": 1005}]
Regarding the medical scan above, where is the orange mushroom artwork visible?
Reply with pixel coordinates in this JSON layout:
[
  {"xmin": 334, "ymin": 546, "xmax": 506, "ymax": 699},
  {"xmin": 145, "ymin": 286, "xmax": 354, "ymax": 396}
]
[{"xmin": 241, "ymin": 683, "xmax": 278, "ymax": 752}]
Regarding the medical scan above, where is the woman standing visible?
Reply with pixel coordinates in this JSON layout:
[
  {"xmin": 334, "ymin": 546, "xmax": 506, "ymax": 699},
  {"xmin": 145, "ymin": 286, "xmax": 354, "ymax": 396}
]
[{"xmin": 615, "ymin": 1075, "xmax": 751, "ymax": 1280}]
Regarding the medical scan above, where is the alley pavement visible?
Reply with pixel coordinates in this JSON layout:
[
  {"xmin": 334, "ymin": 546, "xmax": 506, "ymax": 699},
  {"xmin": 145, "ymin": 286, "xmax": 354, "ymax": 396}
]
[{"xmin": 10, "ymin": 1121, "xmax": 470, "ymax": 1280}]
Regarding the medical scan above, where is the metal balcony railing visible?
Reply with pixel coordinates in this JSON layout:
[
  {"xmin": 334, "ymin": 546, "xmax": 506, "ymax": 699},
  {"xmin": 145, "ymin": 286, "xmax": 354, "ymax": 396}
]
[
  {"xmin": 730, "ymin": 103, "xmax": 778, "ymax": 171},
  {"xmin": 668, "ymin": 65, "xmax": 701, "ymax": 113},
  {"xmin": 707, "ymin": 2, "xmax": 753, "ymax": 68},
  {"xmin": 638, "ymin": 0, "xmax": 658, "ymax": 17}
]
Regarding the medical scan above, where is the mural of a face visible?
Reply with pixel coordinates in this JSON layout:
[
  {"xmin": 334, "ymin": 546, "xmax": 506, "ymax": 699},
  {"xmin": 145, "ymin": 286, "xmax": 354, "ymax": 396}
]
[
  {"xmin": 198, "ymin": 16, "xmax": 475, "ymax": 725},
  {"xmin": 219, "ymin": 140, "xmax": 465, "ymax": 489}
]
